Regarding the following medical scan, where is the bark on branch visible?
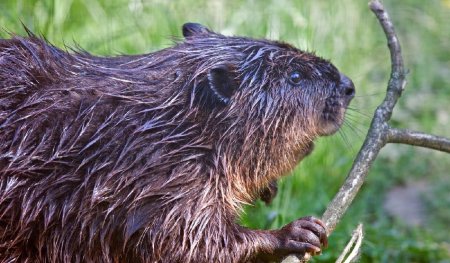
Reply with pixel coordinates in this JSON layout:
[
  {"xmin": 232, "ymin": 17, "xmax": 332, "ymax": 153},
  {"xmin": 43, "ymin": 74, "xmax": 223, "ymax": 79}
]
[
  {"xmin": 282, "ymin": 0, "xmax": 450, "ymax": 262},
  {"xmin": 387, "ymin": 128, "xmax": 450, "ymax": 153}
]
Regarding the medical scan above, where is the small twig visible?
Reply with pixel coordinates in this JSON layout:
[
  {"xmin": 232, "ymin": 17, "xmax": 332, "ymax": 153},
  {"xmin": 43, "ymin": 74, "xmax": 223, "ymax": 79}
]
[
  {"xmin": 335, "ymin": 224, "xmax": 364, "ymax": 263},
  {"xmin": 387, "ymin": 127, "xmax": 450, "ymax": 153}
]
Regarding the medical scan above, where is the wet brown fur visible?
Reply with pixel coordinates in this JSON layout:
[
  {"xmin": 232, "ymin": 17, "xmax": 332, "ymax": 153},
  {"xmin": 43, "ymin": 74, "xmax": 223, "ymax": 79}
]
[{"xmin": 0, "ymin": 24, "xmax": 354, "ymax": 262}]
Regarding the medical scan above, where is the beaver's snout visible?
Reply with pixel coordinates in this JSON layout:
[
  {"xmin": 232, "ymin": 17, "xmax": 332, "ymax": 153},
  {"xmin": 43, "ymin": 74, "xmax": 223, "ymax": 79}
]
[
  {"xmin": 317, "ymin": 73, "xmax": 355, "ymax": 136},
  {"xmin": 338, "ymin": 73, "xmax": 355, "ymax": 105}
]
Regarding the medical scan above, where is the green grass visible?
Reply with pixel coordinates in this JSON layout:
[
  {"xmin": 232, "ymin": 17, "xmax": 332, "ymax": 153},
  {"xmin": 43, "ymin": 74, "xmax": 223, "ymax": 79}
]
[{"xmin": 1, "ymin": 0, "xmax": 449, "ymax": 261}]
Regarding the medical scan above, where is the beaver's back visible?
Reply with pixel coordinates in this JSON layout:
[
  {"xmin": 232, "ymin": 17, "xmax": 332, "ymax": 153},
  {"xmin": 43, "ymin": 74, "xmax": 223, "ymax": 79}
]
[{"xmin": 0, "ymin": 36, "xmax": 208, "ymax": 261}]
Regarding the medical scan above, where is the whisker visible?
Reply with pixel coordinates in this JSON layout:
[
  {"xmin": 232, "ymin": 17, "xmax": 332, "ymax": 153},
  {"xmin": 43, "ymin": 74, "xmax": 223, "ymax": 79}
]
[
  {"xmin": 343, "ymin": 119, "xmax": 366, "ymax": 138},
  {"xmin": 353, "ymin": 92, "xmax": 386, "ymax": 98},
  {"xmin": 345, "ymin": 113, "xmax": 371, "ymax": 125},
  {"xmin": 337, "ymin": 129, "xmax": 355, "ymax": 152},
  {"xmin": 346, "ymin": 108, "xmax": 373, "ymax": 119}
]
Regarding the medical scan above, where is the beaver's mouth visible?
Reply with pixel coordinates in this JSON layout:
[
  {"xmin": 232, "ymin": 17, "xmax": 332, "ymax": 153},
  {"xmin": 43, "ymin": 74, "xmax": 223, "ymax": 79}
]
[{"xmin": 317, "ymin": 100, "xmax": 347, "ymax": 136}]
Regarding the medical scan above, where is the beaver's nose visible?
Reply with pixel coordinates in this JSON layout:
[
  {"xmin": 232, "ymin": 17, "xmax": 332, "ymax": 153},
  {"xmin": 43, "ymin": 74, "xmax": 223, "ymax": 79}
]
[{"xmin": 339, "ymin": 73, "xmax": 355, "ymax": 100}]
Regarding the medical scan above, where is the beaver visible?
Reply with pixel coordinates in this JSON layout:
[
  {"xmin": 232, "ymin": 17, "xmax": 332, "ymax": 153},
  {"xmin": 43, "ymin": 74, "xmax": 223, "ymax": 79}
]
[{"xmin": 0, "ymin": 23, "xmax": 354, "ymax": 262}]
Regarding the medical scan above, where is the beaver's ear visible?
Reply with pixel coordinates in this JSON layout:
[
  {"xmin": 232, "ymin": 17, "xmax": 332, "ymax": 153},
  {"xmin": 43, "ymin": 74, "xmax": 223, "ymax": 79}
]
[
  {"xmin": 207, "ymin": 65, "xmax": 236, "ymax": 104},
  {"xmin": 182, "ymin": 22, "xmax": 211, "ymax": 38}
]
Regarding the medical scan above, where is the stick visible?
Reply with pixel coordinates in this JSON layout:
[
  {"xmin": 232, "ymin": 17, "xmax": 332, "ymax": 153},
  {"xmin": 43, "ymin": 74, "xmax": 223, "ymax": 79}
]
[
  {"xmin": 282, "ymin": 1, "xmax": 450, "ymax": 262},
  {"xmin": 335, "ymin": 224, "xmax": 364, "ymax": 263}
]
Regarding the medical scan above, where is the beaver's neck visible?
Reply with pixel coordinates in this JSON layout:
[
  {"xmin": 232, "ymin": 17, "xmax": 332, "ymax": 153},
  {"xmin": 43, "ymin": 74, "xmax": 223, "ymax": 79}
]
[{"xmin": 217, "ymin": 126, "xmax": 316, "ymax": 206}]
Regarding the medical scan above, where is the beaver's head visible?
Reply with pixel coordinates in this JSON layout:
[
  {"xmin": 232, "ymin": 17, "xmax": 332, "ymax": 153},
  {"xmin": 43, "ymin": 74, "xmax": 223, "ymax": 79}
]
[{"xmin": 179, "ymin": 23, "xmax": 354, "ymax": 145}]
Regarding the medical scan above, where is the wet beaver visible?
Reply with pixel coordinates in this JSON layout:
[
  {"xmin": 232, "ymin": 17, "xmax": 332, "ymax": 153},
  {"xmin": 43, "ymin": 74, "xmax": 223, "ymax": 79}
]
[{"xmin": 0, "ymin": 23, "xmax": 354, "ymax": 262}]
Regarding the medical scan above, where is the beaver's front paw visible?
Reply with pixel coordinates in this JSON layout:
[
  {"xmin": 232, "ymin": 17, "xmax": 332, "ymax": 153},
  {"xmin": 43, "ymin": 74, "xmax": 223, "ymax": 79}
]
[{"xmin": 258, "ymin": 216, "xmax": 328, "ymax": 262}]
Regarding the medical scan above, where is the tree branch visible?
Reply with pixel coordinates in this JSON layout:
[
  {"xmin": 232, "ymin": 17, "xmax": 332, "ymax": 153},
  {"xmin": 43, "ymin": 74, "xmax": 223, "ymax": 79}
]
[
  {"xmin": 283, "ymin": 1, "xmax": 405, "ymax": 262},
  {"xmin": 387, "ymin": 128, "xmax": 450, "ymax": 153},
  {"xmin": 321, "ymin": 0, "xmax": 406, "ymax": 235},
  {"xmin": 282, "ymin": 1, "xmax": 450, "ymax": 262}
]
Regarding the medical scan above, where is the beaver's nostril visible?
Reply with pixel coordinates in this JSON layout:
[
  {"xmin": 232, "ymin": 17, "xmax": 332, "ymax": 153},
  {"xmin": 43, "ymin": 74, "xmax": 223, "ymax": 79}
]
[
  {"xmin": 339, "ymin": 73, "xmax": 355, "ymax": 98},
  {"xmin": 344, "ymin": 85, "xmax": 355, "ymax": 97}
]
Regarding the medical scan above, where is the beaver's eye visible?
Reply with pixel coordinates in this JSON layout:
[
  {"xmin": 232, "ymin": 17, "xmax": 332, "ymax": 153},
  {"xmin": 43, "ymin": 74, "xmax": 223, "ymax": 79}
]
[{"xmin": 289, "ymin": 71, "xmax": 301, "ymax": 85}]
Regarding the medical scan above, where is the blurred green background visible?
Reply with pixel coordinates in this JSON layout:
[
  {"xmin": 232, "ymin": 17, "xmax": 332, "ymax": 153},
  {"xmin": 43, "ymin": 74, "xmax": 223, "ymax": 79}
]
[{"xmin": 1, "ymin": 0, "xmax": 449, "ymax": 261}]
